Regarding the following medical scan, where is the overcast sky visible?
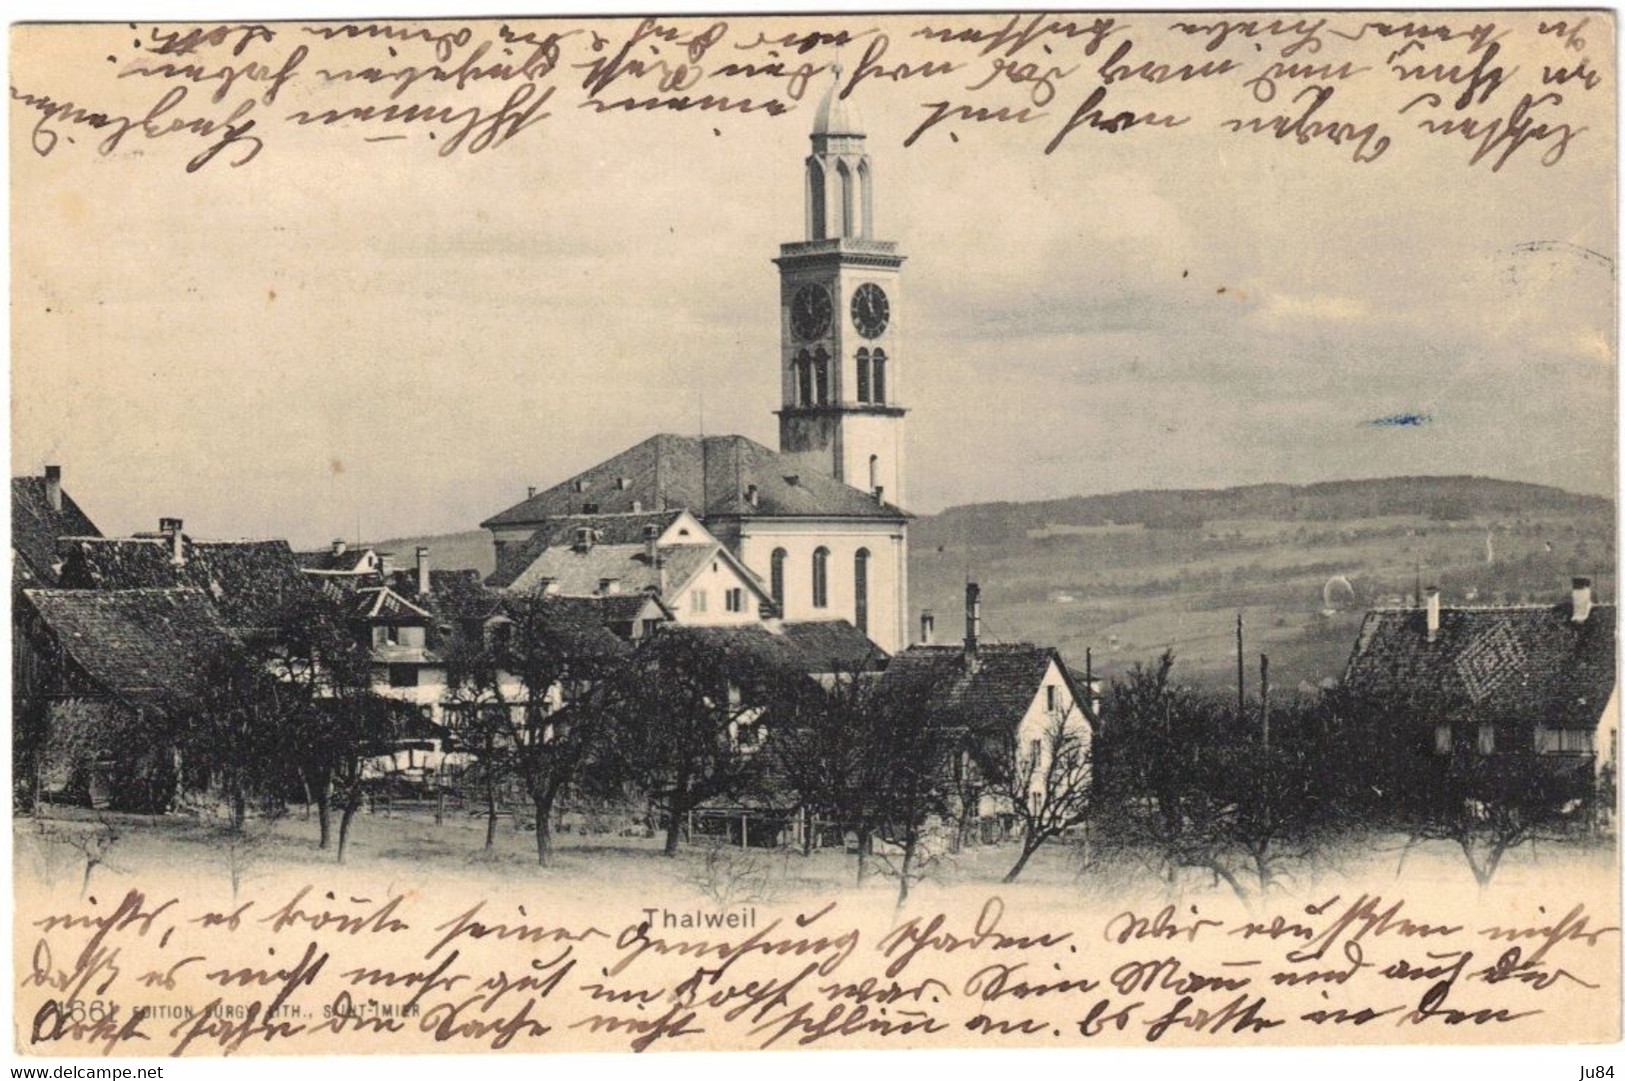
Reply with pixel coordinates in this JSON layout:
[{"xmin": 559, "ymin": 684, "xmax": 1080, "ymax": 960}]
[{"xmin": 11, "ymin": 15, "xmax": 1616, "ymax": 546}]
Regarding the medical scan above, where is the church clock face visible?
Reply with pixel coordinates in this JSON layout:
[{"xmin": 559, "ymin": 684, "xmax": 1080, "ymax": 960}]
[
  {"xmin": 851, "ymin": 282, "xmax": 890, "ymax": 339},
  {"xmin": 790, "ymin": 284, "xmax": 833, "ymax": 341}
]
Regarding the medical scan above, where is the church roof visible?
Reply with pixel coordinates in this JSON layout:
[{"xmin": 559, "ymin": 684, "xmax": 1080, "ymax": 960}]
[
  {"xmin": 481, "ymin": 433, "xmax": 905, "ymax": 529},
  {"xmin": 12, "ymin": 474, "xmax": 101, "ymax": 588}
]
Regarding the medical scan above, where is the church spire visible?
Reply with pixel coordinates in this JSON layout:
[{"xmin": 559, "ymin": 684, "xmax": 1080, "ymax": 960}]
[{"xmin": 806, "ymin": 69, "xmax": 872, "ymax": 241}]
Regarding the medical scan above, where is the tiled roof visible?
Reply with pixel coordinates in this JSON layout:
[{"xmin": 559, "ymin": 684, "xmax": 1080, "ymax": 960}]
[
  {"xmin": 21, "ymin": 587, "xmax": 240, "ymax": 714},
  {"xmin": 879, "ymin": 643, "xmax": 1081, "ymax": 732},
  {"xmin": 595, "ymin": 592, "xmax": 671, "ymax": 625},
  {"xmin": 352, "ymin": 586, "xmax": 434, "ymax": 623},
  {"xmin": 528, "ymin": 510, "xmax": 688, "ymax": 547},
  {"xmin": 524, "ymin": 596, "xmax": 634, "ymax": 658},
  {"xmin": 496, "ymin": 542, "xmax": 668, "ymax": 594},
  {"xmin": 406, "ymin": 569, "xmax": 504, "ymax": 624},
  {"xmin": 777, "ymin": 619, "xmax": 888, "ymax": 672},
  {"xmin": 1343, "ymin": 602, "xmax": 1617, "ymax": 729},
  {"xmin": 668, "ymin": 620, "xmax": 885, "ymax": 677},
  {"xmin": 481, "ymin": 433, "xmax": 906, "ymax": 529},
  {"xmin": 56, "ymin": 536, "xmax": 314, "ymax": 632},
  {"xmin": 12, "ymin": 475, "xmax": 101, "ymax": 588}
]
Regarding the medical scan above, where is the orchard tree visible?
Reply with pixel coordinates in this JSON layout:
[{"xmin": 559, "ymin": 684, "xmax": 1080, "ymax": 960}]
[{"xmin": 981, "ymin": 704, "xmax": 1094, "ymax": 883}]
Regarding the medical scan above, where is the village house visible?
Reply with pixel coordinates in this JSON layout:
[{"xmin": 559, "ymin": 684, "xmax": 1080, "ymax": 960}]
[
  {"xmin": 1342, "ymin": 577, "xmax": 1618, "ymax": 808},
  {"xmin": 53, "ymin": 518, "xmax": 313, "ymax": 641},
  {"xmin": 12, "ymin": 465, "xmax": 101, "ymax": 588},
  {"xmin": 15, "ymin": 587, "xmax": 241, "ymax": 810},
  {"xmin": 486, "ymin": 508, "xmax": 773, "ymax": 629},
  {"xmin": 878, "ymin": 584, "xmax": 1096, "ymax": 843},
  {"xmin": 293, "ymin": 538, "xmax": 383, "ymax": 582},
  {"xmin": 482, "ymin": 79, "xmax": 913, "ymax": 654}
]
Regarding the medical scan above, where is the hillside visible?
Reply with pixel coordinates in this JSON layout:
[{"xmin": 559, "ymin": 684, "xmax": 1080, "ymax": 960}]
[
  {"xmin": 913, "ymin": 476, "xmax": 1614, "ymax": 694},
  {"xmin": 380, "ymin": 476, "xmax": 1615, "ymax": 695}
]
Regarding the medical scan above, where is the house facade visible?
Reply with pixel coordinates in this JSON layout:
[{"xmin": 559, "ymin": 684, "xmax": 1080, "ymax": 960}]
[{"xmin": 1342, "ymin": 577, "xmax": 1618, "ymax": 803}]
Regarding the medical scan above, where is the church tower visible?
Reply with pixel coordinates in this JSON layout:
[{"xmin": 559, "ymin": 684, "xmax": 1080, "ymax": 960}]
[{"xmin": 774, "ymin": 74, "xmax": 907, "ymax": 509}]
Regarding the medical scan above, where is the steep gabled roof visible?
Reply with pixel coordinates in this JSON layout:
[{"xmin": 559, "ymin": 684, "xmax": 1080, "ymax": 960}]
[
  {"xmin": 879, "ymin": 643, "xmax": 1090, "ymax": 733},
  {"xmin": 56, "ymin": 536, "xmax": 313, "ymax": 632},
  {"xmin": 352, "ymin": 585, "xmax": 434, "ymax": 623},
  {"xmin": 21, "ymin": 587, "xmax": 240, "ymax": 714},
  {"xmin": 12, "ymin": 475, "xmax": 101, "ymax": 588},
  {"xmin": 481, "ymin": 433, "xmax": 907, "ymax": 529},
  {"xmin": 1343, "ymin": 602, "xmax": 1617, "ymax": 729}
]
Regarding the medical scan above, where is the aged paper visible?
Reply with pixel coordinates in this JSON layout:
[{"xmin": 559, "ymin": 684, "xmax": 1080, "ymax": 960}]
[{"xmin": 8, "ymin": 10, "xmax": 1619, "ymax": 1063}]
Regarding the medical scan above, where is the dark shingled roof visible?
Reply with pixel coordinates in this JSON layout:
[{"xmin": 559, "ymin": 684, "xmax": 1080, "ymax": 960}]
[
  {"xmin": 669, "ymin": 620, "xmax": 887, "ymax": 678},
  {"xmin": 879, "ymin": 643, "xmax": 1086, "ymax": 732},
  {"xmin": 481, "ymin": 433, "xmax": 906, "ymax": 529},
  {"xmin": 12, "ymin": 475, "xmax": 101, "ymax": 588},
  {"xmin": 21, "ymin": 588, "xmax": 240, "ymax": 714},
  {"xmin": 777, "ymin": 620, "xmax": 888, "ymax": 672},
  {"xmin": 1343, "ymin": 602, "xmax": 1617, "ymax": 730},
  {"xmin": 398, "ymin": 569, "xmax": 505, "ymax": 625},
  {"xmin": 523, "ymin": 596, "xmax": 635, "ymax": 658},
  {"xmin": 56, "ymin": 537, "xmax": 314, "ymax": 632}
]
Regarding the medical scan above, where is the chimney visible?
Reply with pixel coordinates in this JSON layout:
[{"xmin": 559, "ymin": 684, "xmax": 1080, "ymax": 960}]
[
  {"xmin": 643, "ymin": 523, "xmax": 660, "ymax": 565},
  {"xmin": 745, "ymin": 483, "xmax": 759, "ymax": 508},
  {"xmin": 920, "ymin": 609, "xmax": 935, "ymax": 645},
  {"xmin": 331, "ymin": 538, "xmax": 347, "ymax": 557},
  {"xmin": 1425, "ymin": 586, "xmax": 1441, "ymax": 643},
  {"xmin": 965, "ymin": 582, "xmax": 981, "ymax": 656},
  {"xmin": 1572, "ymin": 576, "xmax": 1594, "ymax": 623},
  {"xmin": 873, "ymin": 484, "xmax": 885, "ymax": 504},
  {"xmin": 43, "ymin": 465, "xmax": 61, "ymax": 512},
  {"xmin": 574, "ymin": 527, "xmax": 595, "ymax": 552},
  {"xmin": 527, "ymin": 486, "xmax": 538, "ymax": 499},
  {"xmin": 379, "ymin": 553, "xmax": 397, "ymax": 575},
  {"xmin": 159, "ymin": 517, "xmax": 185, "ymax": 565},
  {"xmin": 416, "ymin": 546, "xmax": 431, "ymax": 596}
]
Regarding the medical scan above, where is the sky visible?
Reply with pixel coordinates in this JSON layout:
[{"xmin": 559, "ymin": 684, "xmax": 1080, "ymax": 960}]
[{"xmin": 10, "ymin": 13, "xmax": 1617, "ymax": 546}]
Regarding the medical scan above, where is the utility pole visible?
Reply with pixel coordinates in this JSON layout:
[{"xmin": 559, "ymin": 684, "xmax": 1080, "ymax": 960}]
[
  {"xmin": 1260, "ymin": 652, "xmax": 1271, "ymax": 750},
  {"xmin": 1236, "ymin": 612, "xmax": 1246, "ymax": 722}
]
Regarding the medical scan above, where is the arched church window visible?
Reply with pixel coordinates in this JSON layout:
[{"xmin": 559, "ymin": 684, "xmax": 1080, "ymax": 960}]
[
  {"xmin": 795, "ymin": 351, "xmax": 814, "ymax": 407},
  {"xmin": 856, "ymin": 348, "xmax": 871, "ymax": 403},
  {"xmin": 812, "ymin": 547, "xmax": 829, "ymax": 609},
  {"xmin": 813, "ymin": 348, "xmax": 830, "ymax": 405},
  {"xmin": 872, "ymin": 349, "xmax": 887, "ymax": 404},
  {"xmin": 770, "ymin": 548, "xmax": 787, "ymax": 612},
  {"xmin": 854, "ymin": 548, "xmax": 870, "ymax": 634}
]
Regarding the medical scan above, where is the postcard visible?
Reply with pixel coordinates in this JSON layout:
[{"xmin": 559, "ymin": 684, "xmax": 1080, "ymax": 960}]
[{"xmin": 8, "ymin": 10, "xmax": 1618, "ymax": 1059}]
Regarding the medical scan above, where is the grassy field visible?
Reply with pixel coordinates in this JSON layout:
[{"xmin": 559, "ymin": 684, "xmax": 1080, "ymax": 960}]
[{"xmin": 14, "ymin": 802, "xmax": 1618, "ymax": 911}]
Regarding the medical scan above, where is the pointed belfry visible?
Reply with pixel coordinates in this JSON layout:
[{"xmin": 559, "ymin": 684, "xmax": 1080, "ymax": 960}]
[{"xmin": 774, "ymin": 71, "xmax": 908, "ymax": 510}]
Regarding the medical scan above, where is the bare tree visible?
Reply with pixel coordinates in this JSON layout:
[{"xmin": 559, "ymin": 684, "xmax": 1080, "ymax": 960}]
[
  {"xmin": 981, "ymin": 704, "xmax": 1094, "ymax": 883},
  {"xmin": 857, "ymin": 670, "xmax": 956, "ymax": 909},
  {"xmin": 604, "ymin": 629, "xmax": 786, "ymax": 857}
]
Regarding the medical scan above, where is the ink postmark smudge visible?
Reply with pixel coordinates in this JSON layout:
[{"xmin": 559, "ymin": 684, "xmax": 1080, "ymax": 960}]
[{"xmin": 1366, "ymin": 413, "xmax": 1433, "ymax": 428}]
